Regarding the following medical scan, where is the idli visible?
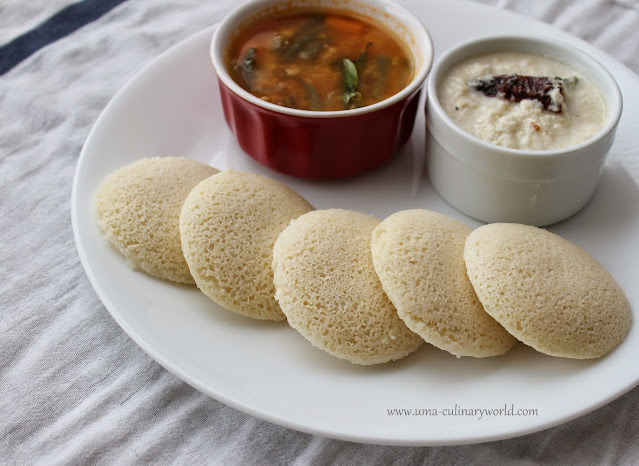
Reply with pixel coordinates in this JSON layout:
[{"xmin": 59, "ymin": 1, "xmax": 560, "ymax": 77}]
[
  {"xmin": 272, "ymin": 209, "xmax": 423, "ymax": 365},
  {"xmin": 180, "ymin": 169, "xmax": 313, "ymax": 320},
  {"xmin": 371, "ymin": 210, "xmax": 517, "ymax": 357},
  {"xmin": 95, "ymin": 157, "xmax": 218, "ymax": 284},
  {"xmin": 464, "ymin": 223, "xmax": 632, "ymax": 359}
]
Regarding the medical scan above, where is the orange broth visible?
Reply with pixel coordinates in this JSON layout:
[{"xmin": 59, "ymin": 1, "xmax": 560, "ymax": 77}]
[{"xmin": 225, "ymin": 9, "xmax": 413, "ymax": 111}]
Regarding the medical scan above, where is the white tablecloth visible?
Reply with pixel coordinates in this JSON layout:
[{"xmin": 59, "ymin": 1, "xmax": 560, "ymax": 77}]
[{"xmin": 1, "ymin": 0, "xmax": 638, "ymax": 463}]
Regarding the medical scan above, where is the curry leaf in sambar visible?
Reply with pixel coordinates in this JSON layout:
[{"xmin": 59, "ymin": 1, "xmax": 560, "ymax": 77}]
[{"xmin": 343, "ymin": 58, "xmax": 359, "ymax": 105}]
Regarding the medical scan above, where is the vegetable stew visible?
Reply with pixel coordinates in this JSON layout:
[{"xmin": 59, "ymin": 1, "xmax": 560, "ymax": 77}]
[{"xmin": 225, "ymin": 9, "xmax": 413, "ymax": 111}]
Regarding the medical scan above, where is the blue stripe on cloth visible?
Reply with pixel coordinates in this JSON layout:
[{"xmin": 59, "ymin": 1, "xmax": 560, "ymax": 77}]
[{"xmin": 0, "ymin": 0, "xmax": 130, "ymax": 75}]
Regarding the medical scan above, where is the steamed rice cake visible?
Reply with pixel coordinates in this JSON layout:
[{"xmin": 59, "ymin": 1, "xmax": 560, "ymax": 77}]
[
  {"xmin": 272, "ymin": 209, "xmax": 423, "ymax": 365},
  {"xmin": 464, "ymin": 223, "xmax": 631, "ymax": 359},
  {"xmin": 371, "ymin": 210, "xmax": 516, "ymax": 357},
  {"xmin": 94, "ymin": 157, "xmax": 218, "ymax": 284},
  {"xmin": 180, "ymin": 169, "xmax": 314, "ymax": 320}
]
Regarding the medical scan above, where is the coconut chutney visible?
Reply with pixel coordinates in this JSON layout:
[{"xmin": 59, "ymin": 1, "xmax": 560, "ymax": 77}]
[{"xmin": 438, "ymin": 52, "xmax": 606, "ymax": 150}]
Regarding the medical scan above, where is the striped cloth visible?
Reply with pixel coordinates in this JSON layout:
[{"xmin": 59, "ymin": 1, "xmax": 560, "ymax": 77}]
[{"xmin": 1, "ymin": 0, "xmax": 638, "ymax": 464}]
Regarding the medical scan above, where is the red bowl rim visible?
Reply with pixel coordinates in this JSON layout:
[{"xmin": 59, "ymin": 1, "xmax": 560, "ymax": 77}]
[{"xmin": 210, "ymin": 0, "xmax": 434, "ymax": 119}]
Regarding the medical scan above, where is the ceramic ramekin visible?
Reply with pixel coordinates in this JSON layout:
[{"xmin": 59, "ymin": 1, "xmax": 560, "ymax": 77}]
[
  {"xmin": 211, "ymin": 0, "xmax": 433, "ymax": 179},
  {"xmin": 426, "ymin": 36, "xmax": 622, "ymax": 226}
]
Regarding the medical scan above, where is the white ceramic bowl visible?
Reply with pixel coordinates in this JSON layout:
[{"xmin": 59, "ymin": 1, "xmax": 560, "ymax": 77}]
[{"xmin": 426, "ymin": 36, "xmax": 623, "ymax": 226}]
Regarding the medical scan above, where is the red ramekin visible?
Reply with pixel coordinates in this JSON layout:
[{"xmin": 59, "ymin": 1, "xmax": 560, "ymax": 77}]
[{"xmin": 210, "ymin": 0, "xmax": 433, "ymax": 179}]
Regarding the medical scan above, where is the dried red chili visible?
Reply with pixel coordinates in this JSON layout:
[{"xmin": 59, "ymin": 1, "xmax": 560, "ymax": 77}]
[{"xmin": 469, "ymin": 74, "xmax": 569, "ymax": 113}]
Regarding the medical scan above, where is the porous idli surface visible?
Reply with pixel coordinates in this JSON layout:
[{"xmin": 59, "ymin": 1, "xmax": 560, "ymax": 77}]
[
  {"xmin": 95, "ymin": 157, "xmax": 218, "ymax": 284},
  {"xmin": 371, "ymin": 210, "xmax": 516, "ymax": 357},
  {"xmin": 180, "ymin": 170, "xmax": 314, "ymax": 321},
  {"xmin": 272, "ymin": 209, "xmax": 423, "ymax": 365},
  {"xmin": 464, "ymin": 223, "xmax": 632, "ymax": 359}
]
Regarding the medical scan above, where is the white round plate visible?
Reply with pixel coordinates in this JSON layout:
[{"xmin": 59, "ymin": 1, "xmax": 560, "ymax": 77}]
[{"xmin": 72, "ymin": 0, "xmax": 639, "ymax": 446}]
